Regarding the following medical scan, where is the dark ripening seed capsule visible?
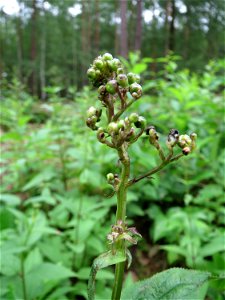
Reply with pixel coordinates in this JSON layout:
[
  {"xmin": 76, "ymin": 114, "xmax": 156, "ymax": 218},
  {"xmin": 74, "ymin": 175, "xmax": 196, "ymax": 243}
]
[
  {"xmin": 134, "ymin": 116, "xmax": 146, "ymax": 129},
  {"xmin": 117, "ymin": 74, "xmax": 129, "ymax": 88},
  {"xmin": 106, "ymin": 80, "xmax": 117, "ymax": 94}
]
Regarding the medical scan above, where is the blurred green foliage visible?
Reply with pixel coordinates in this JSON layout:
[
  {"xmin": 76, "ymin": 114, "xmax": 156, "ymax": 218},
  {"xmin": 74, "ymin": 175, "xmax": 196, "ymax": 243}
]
[{"xmin": 0, "ymin": 56, "xmax": 224, "ymax": 299}]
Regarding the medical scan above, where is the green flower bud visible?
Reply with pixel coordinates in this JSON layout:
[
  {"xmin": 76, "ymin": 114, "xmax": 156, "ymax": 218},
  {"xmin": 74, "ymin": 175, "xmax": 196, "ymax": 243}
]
[
  {"xmin": 134, "ymin": 116, "xmax": 147, "ymax": 129},
  {"xmin": 95, "ymin": 69, "xmax": 101, "ymax": 77},
  {"xmin": 106, "ymin": 80, "xmax": 118, "ymax": 94},
  {"xmin": 178, "ymin": 134, "xmax": 192, "ymax": 148},
  {"xmin": 87, "ymin": 106, "xmax": 97, "ymax": 118},
  {"xmin": 94, "ymin": 58, "xmax": 104, "ymax": 70},
  {"xmin": 118, "ymin": 120, "xmax": 125, "ymax": 130},
  {"xmin": 107, "ymin": 122, "xmax": 119, "ymax": 134},
  {"xmin": 102, "ymin": 53, "xmax": 113, "ymax": 61},
  {"xmin": 127, "ymin": 73, "xmax": 141, "ymax": 84},
  {"xmin": 111, "ymin": 58, "xmax": 121, "ymax": 71},
  {"xmin": 107, "ymin": 173, "xmax": 114, "ymax": 183},
  {"xmin": 117, "ymin": 68, "xmax": 124, "ymax": 75},
  {"xmin": 129, "ymin": 83, "xmax": 142, "ymax": 94},
  {"xmin": 128, "ymin": 113, "xmax": 139, "ymax": 123},
  {"xmin": 87, "ymin": 68, "xmax": 96, "ymax": 80},
  {"xmin": 117, "ymin": 74, "xmax": 129, "ymax": 88}
]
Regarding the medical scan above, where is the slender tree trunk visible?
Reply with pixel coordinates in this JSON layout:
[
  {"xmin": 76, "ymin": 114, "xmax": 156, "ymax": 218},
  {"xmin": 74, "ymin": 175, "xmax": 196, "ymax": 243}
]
[
  {"xmin": 40, "ymin": 2, "xmax": 46, "ymax": 100},
  {"xmin": 81, "ymin": 0, "xmax": 90, "ymax": 86},
  {"xmin": 151, "ymin": 0, "xmax": 157, "ymax": 74},
  {"xmin": 94, "ymin": 0, "xmax": 100, "ymax": 56},
  {"xmin": 164, "ymin": 0, "xmax": 171, "ymax": 55},
  {"xmin": 16, "ymin": 3, "xmax": 23, "ymax": 84},
  {"xmin": 30, "ymin": 0, "xmax": 37, "ymax": 95},
  {"xmin": 120, "ymin": 0, "xmax": 128, "ymax": 58},
  {"xmin": 168, "ymin": 0, "xmax": 176, "ymax": 52},
  {"xmin": 134, "ymin": 0, "xmax": 142, "ymax": 52}
]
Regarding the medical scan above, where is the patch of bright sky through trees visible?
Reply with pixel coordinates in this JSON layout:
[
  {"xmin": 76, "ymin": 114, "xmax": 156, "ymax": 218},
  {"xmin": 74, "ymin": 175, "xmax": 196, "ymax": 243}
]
[{"xmin": 1, "ymin": 0, "xmax": 188, "ymax": 22}]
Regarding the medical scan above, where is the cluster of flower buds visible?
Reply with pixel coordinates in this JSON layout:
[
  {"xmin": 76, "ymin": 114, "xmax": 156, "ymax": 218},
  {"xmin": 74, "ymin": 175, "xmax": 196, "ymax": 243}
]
[
  {"xmin": 96, "ymin": 113, "xmax": 146, "ymax": 147},
  {"xmin": 107, "ymin": 220, "xmax": 142, "ymax": 246},
  {"xmin": 178, "ymin": 133, "xmax": 197, "ymax": 155},
  {"xmin": 86, "ymin": 106, "xmax": 102, "ymax": 130},
  {"xmin": 87, "ymin": 53, "xmax": 142, "ymax": 100}
]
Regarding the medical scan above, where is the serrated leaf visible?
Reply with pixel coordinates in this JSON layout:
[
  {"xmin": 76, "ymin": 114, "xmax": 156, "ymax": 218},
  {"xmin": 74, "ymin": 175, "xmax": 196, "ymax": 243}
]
[
  {"xmin": 88, "ymin": 250, "xmax": 126, "ymax": 300},
  {"xmin": 121, "ymin": 268, "xmax": 211, "ymax": 300}
]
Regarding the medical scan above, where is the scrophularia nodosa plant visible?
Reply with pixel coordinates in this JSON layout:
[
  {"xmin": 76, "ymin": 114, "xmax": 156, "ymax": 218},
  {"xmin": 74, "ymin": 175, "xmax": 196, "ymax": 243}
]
[{"xmin": 86, "ymin": 53, "xmax": 197, "ymax": 300}]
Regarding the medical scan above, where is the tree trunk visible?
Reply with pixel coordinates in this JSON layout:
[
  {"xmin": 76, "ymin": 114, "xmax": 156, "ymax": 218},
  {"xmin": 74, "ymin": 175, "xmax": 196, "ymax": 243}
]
[
  {"xmin": 94, "ymin": 0, "xmax": 100, "ymax": 56},
  {"xmin": 134, "ymin": 0, "xmax": 142, "ymax": 52},
  {"xmin": 120, "ymin": 0, "xmax": 128, "ymax": 58},
  {"xmin": 30, "ymin": 0, "xmax": 37, "ymax": 95},
  {"xmin": 16, "ymin": 3, "xmax": 23, "ymax": 84},
  {"xmin": 168, "ymin": 0, "xmax": 176, "ymax": 52},
  {"xmin": 81, "ymin": 0, "xmax": 90, "ymax": 86},
  {"xmin": 40, "ymin": 2, "xmax": 46, "ymax": 100},
  {"xmin": 164, "ymin": 0, "xmax": 176, "ymax": 54}
]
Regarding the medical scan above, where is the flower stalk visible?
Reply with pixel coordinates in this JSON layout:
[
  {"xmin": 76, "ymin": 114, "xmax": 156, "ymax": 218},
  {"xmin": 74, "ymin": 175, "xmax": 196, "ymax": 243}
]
[{"xmin": 86, "ymin": 53, "xmax": 197, "ymax": 300}]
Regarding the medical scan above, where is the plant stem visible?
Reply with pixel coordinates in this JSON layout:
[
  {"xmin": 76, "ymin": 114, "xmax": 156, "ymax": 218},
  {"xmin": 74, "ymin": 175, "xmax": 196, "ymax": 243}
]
[
  {"xmin": 111, "ymin": 144, "xmax": 130, "ymax": 300},
  {"xmin": 21, "ymin": 254, "xmax": 28, "ymax": 300}
]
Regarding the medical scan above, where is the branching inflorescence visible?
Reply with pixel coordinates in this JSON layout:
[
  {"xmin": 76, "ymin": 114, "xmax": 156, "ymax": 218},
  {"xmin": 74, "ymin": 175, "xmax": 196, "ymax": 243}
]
[{"xmin": 86, "ymin": 53, "xmax": 197, "ymax": 300}]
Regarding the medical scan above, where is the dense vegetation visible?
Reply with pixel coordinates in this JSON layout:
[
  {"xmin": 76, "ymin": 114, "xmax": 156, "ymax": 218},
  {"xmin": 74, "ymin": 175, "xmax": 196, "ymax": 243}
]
[
  {"xmin": 1, "ymin": 55, "xmax": 224, "ymax": 299},
  {"xmin": 1, "ymin": 0, "xmax": 225, "ymax": 95}
]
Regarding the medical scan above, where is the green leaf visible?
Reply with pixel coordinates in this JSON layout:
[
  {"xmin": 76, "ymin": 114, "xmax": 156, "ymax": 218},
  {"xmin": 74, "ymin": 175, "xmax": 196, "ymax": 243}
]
[
  {"xmin": 121, "ymin": 268, "xmax": 211, "ymax": 300},
  {"xmin": 88, "ymin": 250, "xmax": 126, "ymax": 300},
  {"xmin": 0, "ymin": 194, "xmax": 20, "ymax": 206}
]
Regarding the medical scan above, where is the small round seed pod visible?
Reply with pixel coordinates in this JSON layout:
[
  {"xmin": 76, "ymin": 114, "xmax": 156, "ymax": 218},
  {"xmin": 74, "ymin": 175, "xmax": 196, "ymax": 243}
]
[
  {"xmin": 127, "ymin": 73, "xmax": 141, "ymax": 84},
  {"xmin": 87, "ymin": 68, "xmax": 96, "ymax": 80},
  {"xmin": 127, "ymin": 73, "xmax": 136, "ymax": 84},
  {"xmin": 178, "ymin": 134, "xmax": 192, "ymax": 148},
  {"xmin": 97, "ymin": 127, "xmax": 105, "ymax": 142},
  {"xmin": 128, "ymin": 113, "xmax": 139, "ymax": 123},
  {"xmin": 107, "ymin": 122, "xmax": 119, "ymax": 135},
  {"xmin": 102, "ymin": 53, "xmax": 113, "ymax": 61},
  {"xmin": 94, "ymin": 58, "xmax": 104, "ymax": 70},
  {"xmin": 117, "ymin": 74, "xmax": 129, "ymax": 88},
  {"xmin": 107, "ymin": 173, "xmax": 114, "ymax": 183},
  {"xmin": 129, "ymin": 83, "xmax": 142, "ymax": 94},
  {"xmin": 106, "ymin": 80, "xmax": 118, "ymax": 94},
  {"xmin": 111, "ymin": 58, "xmax": 121, "ymax": 70}
]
